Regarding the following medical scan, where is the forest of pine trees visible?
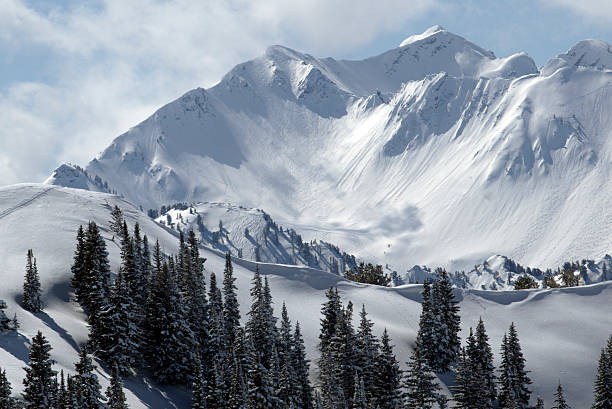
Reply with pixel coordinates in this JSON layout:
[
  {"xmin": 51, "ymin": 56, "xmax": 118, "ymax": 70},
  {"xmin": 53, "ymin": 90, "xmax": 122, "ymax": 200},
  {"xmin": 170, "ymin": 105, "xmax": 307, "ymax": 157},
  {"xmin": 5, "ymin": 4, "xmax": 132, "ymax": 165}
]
[{"xmin": 1, "ymin": 205, "xmax": 610, "ymax": 408}]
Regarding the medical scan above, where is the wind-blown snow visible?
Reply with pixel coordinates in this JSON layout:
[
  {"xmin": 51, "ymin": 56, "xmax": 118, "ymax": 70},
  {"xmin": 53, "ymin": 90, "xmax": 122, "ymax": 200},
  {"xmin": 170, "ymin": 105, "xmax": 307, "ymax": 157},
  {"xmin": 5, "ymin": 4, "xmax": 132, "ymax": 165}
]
[
  {"xmin": 0, "ymin": 184, "xmax": 610, "ymax": 407},
  {"xmin": 45, "ymin": 26, "xmax": 612, "ymax": 277}
]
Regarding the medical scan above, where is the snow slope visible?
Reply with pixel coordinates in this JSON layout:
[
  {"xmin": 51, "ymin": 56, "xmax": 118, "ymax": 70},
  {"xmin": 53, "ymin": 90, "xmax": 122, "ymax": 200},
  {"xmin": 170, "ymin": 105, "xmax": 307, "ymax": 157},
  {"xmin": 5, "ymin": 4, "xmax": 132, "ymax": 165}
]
[
  {"xmin": 46, "ymin": 26, "xmax": 612, "ymax": 273},
  {"xmin": 0, "ymin": 184, "xmax": 610, "ymax": 407}
]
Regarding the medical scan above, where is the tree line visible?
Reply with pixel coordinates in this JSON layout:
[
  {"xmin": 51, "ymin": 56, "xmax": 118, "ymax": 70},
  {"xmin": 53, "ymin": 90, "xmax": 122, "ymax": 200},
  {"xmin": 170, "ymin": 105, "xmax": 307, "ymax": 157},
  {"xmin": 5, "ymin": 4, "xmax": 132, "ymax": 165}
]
[{"xmin": 3, "ymin": 205, "xmax": 611, "ymax": 408}]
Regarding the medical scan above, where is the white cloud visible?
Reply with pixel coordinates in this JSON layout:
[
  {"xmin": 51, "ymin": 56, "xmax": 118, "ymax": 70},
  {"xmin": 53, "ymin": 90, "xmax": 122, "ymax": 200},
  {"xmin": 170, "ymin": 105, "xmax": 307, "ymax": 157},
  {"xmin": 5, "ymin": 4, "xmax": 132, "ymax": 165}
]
[
  {"xmin": 540, "ymin": 0, "xmax": 612, "ymax": 20},
  {"xmin": 0, "ymin": 0, "xmax": 438, "ymax": 185}
]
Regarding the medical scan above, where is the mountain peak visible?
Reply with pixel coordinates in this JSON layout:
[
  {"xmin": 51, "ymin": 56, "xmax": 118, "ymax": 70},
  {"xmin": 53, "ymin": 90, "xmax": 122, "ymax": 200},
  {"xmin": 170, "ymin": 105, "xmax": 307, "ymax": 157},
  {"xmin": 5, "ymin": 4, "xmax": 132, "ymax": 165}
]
[{"xmin": 399, "ymin": 24, "xmax": 446, "ymax": 47}]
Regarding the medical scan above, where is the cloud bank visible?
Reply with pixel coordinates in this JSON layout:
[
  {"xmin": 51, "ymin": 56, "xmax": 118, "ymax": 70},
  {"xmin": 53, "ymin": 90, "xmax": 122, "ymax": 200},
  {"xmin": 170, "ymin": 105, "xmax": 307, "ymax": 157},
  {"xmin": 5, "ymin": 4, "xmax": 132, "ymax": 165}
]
[{"xmin": 0, "ymin": 0, "xmax": 437, "ymax": 185}]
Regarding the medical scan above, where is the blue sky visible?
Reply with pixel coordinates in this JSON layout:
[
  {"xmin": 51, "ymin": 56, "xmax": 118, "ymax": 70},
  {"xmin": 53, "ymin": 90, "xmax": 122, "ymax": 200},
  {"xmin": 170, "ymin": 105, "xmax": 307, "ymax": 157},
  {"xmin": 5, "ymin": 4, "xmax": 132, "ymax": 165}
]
[{"xmin": 1, "ymin": 0, "xmax": 611, "ymax": 186}]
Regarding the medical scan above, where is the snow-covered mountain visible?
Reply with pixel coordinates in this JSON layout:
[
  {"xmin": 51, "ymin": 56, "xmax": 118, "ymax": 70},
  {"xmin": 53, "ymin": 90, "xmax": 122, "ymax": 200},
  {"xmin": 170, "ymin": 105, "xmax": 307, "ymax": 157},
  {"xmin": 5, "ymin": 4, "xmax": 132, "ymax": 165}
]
[
  {"xmin": 47, "ymin": 26, "xmax": 612, "ymax": 273},
  {"xmin": 156, "ymin": 202, "xmax": 358, "ymax": 273},
  {"xmin": 401, "ymin": 254, "xmax": 612, "ymax": 290},
  {"xmin": 0, "ymin": 183, "xmax": 610, "ymax": 408}
]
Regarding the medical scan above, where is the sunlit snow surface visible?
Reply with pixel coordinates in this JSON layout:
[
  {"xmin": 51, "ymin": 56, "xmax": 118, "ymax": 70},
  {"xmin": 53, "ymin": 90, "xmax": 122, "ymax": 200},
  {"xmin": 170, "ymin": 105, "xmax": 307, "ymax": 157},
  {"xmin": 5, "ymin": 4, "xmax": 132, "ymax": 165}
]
[
  {"xmin": 45, "ymin": 26, "xmax": 612, "ymax": 274},
  {"xmin": 0, "ymin": 184, "xmax": 610, "ymax": 407}
]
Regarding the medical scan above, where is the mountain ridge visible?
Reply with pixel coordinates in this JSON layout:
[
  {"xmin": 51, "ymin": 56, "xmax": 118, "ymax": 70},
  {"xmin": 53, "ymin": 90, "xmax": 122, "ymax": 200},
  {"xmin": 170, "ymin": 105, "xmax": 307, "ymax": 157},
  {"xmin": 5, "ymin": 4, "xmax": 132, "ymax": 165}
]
[{"xmin": 46, "ymin": 26, "xmax": 612, "ymax": 272}]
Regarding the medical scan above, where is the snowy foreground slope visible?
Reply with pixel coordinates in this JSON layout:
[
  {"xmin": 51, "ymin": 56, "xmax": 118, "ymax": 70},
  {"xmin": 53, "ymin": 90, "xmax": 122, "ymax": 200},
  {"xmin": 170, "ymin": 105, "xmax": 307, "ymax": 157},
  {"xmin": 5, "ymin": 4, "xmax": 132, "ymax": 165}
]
[
  {"xmin": 0, "ymin": 184, "xmax": 610, "ymax": 407},
  {"xmin": 47, "ymin": 25, "xmax": 612, "ymax": 272}
]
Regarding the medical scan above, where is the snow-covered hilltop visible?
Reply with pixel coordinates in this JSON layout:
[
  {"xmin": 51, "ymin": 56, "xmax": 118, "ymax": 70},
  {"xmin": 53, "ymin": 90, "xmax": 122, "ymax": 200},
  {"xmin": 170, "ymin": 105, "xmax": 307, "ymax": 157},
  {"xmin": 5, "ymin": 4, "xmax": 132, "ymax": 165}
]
[
  {"xmin": 46, "ymin": 26, "xmax": 612, "ymax": 273},
  {"xmin": 154, "ymin": 202, "xmax": 358, "ymax": 274}
]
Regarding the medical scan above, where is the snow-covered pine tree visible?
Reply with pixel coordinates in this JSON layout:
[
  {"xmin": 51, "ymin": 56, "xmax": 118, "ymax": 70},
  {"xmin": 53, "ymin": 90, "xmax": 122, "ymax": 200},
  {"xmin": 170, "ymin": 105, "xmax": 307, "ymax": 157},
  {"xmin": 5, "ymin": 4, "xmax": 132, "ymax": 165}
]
[
  {"xmin": 106, "ymin": 363, "xmax": 128, "ymax": 409},
  {"xmin": 292, "ymin": 322, "xmax": 314, "ymax": 409},
  {"xmin": 318, "ymin": 287, "xmax": 354, "ymax": 409},
  {"xmin": 451, "ymin": 347, "xmax": 478, "ymax": 409},
  {"xmin": 227, "ymin": 329, "xmax": 249, "ymax": 409},
  {"xmin": 223, "ymin": 252, "xmax": 241, "ymax": 347},
  {"xmin": 373, "ymin": 329, "xmax": 402, "ymax": 409},
  {"xmin": 191, "ymin": 357, "xmax": 207, "ymax": 409},
  {"xmin": 66, "ymin": 375, "xmax": 81, "ymax": 409},
  {"xmin": 109, "ymin": 205, "xmax": 124, "ymax": 238},
  {"xmin": 591, "ymin": 348, "xmax": 612, "ymax": 409},
  {"xmin": 434, "ymin": 269, "xmax": 461, "ymax": 372},
  {"xmin": 71, "ymin": 225, "xmax": 87, "ymax": 305},
  {"xmin": 23, "ymin": 249, "xmax": 42, "ymax": 312},
  {"xmin": 130, "ymin": 223, "xmax": 148, "ymax": 317},
  {"xmin": 535, "ymin": 396, "xmax": 544, "ymax": 409},
  {"xmin": 328, "ymin": 301, "xmax": 356, "ymax": 409},
  {"xmin": 416, "ymin": 279, "xmax": 436, "ymax": 370},
  {"xmin": 147, "ymin": 260, "xmax": 198, "ymax": 384},
  {"xmin": 403, "ymin": 347, "xmax": 440, "ymax": 409},
  {"xmin": 141, "ymin": 235, "xmax": 152, "ymax": 290},
  {"xmin": 552, "ymin": 382, "xmax": 571, "ymax": 409},
  {"xmin": 81, "ymin": 222, "xmax": 112, "ymax": 318},
  {"xmin": 22, "ymin": 331, "xmax": 56, "ymax": 409},
  {"xmin": 352, "ymin": 375, "xmax": 367, "ymax": 409},
  {"xmin": 0, "ymin": 368, "xmax": 13, "ymax": 409},
  {"xmin": 206, "ymin": 357, "xmax": 228, "ymax": 408},
  {"xmin": 245, "ymin": 266, "xmax": 280, "ymax": 408},
  {"xmin": 277, "ymin": 303, "xmax": 297, "ymax": 408},
  {"xmin": 354, "ymin": 304, "xmax": 379, "ymax": 402},
  {"xmin": 183, "ymin": 231, "xmax": 209, "ymax": 347},
  {"xmin": 73, "ymin": 348, "xmax": 104, "ymax": 409},
  {"xmin": 498, "ymin": 323, "xmax": 532, "ymax": 409},
  {"xmin": 94, "ymin": 271, "xmax": 140, "ymax": 373},
  {"xmin": 472, "ymin": 317, "xmax": 496, "ymax": 408},
  {"xmin": 208, "ymin": 271, "xmax": 225, "ymax": 358},
  {"xmin": 56, "ymin": 370, "xmax": 70, "ymax": 409}
]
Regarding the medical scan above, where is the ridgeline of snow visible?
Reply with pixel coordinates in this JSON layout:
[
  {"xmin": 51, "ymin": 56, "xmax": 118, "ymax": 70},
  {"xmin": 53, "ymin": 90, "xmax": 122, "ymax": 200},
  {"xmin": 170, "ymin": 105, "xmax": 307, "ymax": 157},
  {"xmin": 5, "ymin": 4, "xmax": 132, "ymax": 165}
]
[
  {"xmin": 45, "ymin": 26, "xmax": 612, "ymax": 273},
  {"xmin": 401, "ymin": 254, "xmax": 612, "ymax": 290},
  {"xmin": 0, "ymin": 184, "xmax": 610, "ymax": 407},
  {"xmin": 44, "ymin": 163, "xmax": 114, "ymax": 194},
  {"xmin": 156, "ymin": 202, "xmax": 358, "ymax": 274}
]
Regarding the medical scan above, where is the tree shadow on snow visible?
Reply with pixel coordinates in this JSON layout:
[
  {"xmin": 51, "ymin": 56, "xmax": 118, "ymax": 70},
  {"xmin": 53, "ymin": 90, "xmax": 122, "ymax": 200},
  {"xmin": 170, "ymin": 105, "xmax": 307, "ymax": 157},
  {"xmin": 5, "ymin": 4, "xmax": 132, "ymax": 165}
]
[
  {"xmin": 123, "ymin": 375, "xmax": 190, "ymax": 408},
  {"xmin": 0, "ymin": 330, "xmax": 31, "ymax": 363},
  {"xmin": 37, "ymin": 312, "xmax": 80, "ymax": 352}
]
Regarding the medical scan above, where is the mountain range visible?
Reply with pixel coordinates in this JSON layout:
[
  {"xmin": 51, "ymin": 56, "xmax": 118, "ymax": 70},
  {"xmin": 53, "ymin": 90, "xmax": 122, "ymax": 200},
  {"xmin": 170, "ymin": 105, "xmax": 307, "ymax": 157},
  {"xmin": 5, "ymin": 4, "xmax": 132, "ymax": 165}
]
[{"xmin": 46, "ymin": 25, "xmax": 612, "ymax": 274}]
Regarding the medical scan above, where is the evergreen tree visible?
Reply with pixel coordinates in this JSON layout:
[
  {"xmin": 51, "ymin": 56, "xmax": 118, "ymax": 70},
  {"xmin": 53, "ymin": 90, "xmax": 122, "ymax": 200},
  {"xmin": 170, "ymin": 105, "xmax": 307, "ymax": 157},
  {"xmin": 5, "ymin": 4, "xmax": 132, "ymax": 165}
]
[
  {"xmin": 498, "ymin": 323, "xmax": 531, "ymax": 409},
  {"xmin": 354, "ymin": 305, "xmax": 379, "ymax": 401},
  {"xmin": 57, "ymin": 370, "xmax": 70, "ymax": 409},
  {"xmin": 191, "ymin": 357, "xmax": 207, "ymax": 409},
  {"xmin": 73, "ymin": 348, "xmax": 104, "ymax": 409},
  {"xmin": 535, "ymin": 396, "xmax": 545, "ymax": 409},
  {"xmin": 80, "ymin": 222, "xmax": 112, "ymax": 318},
  {"xmin": 94, "ymin": 271, "xmax": 140, "ymax": 373},
  {"xmin": 591, "ymin": 348, "xmax": 612, "ymax": 409},
  {"xmin": 292, "ymin": 322, "xmax": 314, "ymax": 409},
  {"xmin": 415, "ymin": 280, "xmax": 436, "ymax": 369},
  {"xmin": 552, "ymin": 382, "xmax": 570, "ymax": 409},
  {"xmin": 22, "ymin": 331, "xmax": 56, "ymax": 409},
  {"xmin": 403, "ymin": 348, "xmax": 439, "ymax": 409},
  {"xmin": 351, "ymin": 375, "xmax": 367, "ymax": 409},
  {"xmin": 245, "ymin": 266, "xmax": 280, "ymax": 408},
  {"xmin": 373, "ymin": 329, "xmax": 402, "ymax": 409},
  {"xmin": 147, "ymin": 261, "xmax": 197, "ymax": 384},
  {"xmin": 109, "ymin": 205, "xmax": 124, "ymax": 238},
  {"xmin": 223, "ymin": 252, "xmax": 241, "ymax": 347},
  {"xmin": 472, "ymin": 318, "xmax": 496, "ymax": 408},
  {"xmin": 23, "ymin": 249, "xmax": 42, "ymax": 312},
  {"xmin": 277, "ymin": 303, "xmax": 296, "ymax": 408},
  {"xmin": 182, "ymin": 231, "xmax": 209, "ymax": 347},
  {"xmin": 318, "ymin": 287, "xmax": 344, "ymax": 408},
  {"xmin": 0, "ymin": 369, "xmax": 13, "ymax": 409},
  {"xmin": 227, "ymin": 329, "xmax": 249, "ymax": 409},
  {"xmin": 106, "ymin": 363, "xmax": 128, "ymax": 409},
  {"xmin": 434, "ymin": 269, "xmax": 461, "ymax": 372},
  {"xmin": 452, "ymin": 347, "xmax": 478, "ymax": 409}
]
